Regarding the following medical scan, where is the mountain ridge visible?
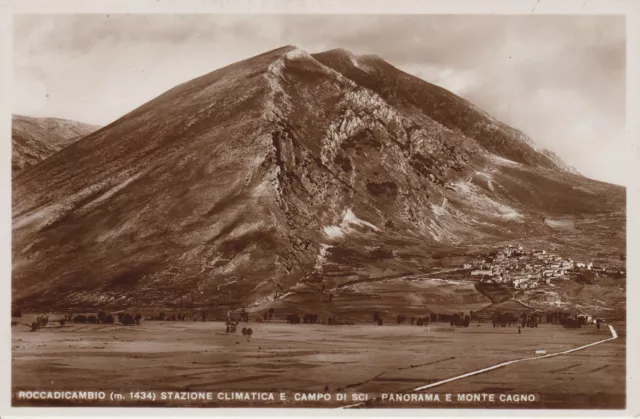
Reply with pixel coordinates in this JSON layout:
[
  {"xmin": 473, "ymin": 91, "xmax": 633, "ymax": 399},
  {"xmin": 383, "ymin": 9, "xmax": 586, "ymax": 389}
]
[{"xmin": 12, "ymin": 114, "xmax": 101, "ymax": 175}]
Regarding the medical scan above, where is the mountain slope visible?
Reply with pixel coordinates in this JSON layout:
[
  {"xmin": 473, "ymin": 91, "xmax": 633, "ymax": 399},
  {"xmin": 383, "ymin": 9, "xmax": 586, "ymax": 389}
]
[
  {"xmin": 539, "ymin": 148, "xmax": 581, "ymax": 175},
  {"xmin": 312, "ymin": 49, "xmax": 561, "ymax": 170},
  {"xmin": 12, "ymin": 115, "xmax": 101, "ymax": 174},
  {"xmin": 12, "ymin": 46, "xmax": 625, "ymax": 312}
]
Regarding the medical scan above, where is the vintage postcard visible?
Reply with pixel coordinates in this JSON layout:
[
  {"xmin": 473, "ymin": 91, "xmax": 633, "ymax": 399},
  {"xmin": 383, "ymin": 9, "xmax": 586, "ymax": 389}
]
[{"xmin": 1, "ymin": 0, "xmax": 638, "ymax": 416}]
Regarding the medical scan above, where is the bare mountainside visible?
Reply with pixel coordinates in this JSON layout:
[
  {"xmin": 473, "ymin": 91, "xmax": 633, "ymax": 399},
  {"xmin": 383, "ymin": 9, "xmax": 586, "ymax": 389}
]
[
  {"xmin": 12, "ymin": 46, "xmax": 625, "ymax": 312},
  {"xmin": 539, "ymin": 148, "xmax": 581, "ymax": 175},
  {"xmin": 12, "ymin": 114, "xmax": 101, "ymax": 174}
]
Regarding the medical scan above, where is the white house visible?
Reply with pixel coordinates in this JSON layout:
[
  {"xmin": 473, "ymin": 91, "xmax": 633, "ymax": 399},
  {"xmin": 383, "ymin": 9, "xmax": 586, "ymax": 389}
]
[{"xmin": 513, "ymin": 276, "xmax": 531, "ymax": 288}]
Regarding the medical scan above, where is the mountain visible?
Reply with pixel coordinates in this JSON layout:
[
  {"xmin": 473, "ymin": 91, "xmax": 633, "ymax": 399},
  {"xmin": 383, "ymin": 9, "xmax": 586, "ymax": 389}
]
[
  {"xmin": 12, "ymin": 114, "xmax": 101, "ymax": 174},
  {"xmin": 11, "ymin": 46, "xmax": 625, "ymax": 315},
  {"xmin": 539, "ymin": 148, "xmax": 581, "ymax": 175}
]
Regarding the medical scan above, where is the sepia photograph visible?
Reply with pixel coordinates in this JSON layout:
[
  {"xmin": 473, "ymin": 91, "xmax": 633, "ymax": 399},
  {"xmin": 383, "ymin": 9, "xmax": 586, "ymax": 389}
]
[{"xmin": 5, "ymin": 4, "xmax": 634, "ymax": 414}]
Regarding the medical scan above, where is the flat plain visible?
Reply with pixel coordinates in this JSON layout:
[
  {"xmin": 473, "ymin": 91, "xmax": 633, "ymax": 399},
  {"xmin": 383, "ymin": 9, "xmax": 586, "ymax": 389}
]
[{"xmin": 12, "ymin": 318, "xmax": 625, "ymax": 408}]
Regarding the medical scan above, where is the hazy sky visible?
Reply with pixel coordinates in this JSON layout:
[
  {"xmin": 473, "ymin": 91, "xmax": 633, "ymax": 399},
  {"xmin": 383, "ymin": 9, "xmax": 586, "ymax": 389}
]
[{"xmin": 13, "ymin": 14, "xmax": 626, "ymax": 185}]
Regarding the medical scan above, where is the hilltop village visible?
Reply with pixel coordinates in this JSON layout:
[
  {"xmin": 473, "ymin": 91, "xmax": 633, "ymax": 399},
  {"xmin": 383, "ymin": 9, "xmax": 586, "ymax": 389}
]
[{"xmin": 463, "ymin": 244, "xmax": 624, "ymax": 290}]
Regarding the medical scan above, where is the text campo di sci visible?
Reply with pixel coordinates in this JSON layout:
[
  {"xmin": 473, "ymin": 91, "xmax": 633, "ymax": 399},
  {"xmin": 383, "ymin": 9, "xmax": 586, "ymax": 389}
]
[{"xmin": 16, "ymin": 390, "xmax": 540, "ymax": 404}]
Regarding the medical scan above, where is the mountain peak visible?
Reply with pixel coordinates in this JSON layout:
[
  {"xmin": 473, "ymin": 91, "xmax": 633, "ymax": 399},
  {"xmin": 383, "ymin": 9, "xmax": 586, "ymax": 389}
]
[
  {"xmin": 277, "ymin": 44, "xmax": 299, "ymax": 52},
  {"xmin": 273, "ymin": 46, "xmax": 316, "ymax": 63},
  {"xmin": 263, "ymin": 45, "xmax": 307, "ymax": 59},
  {"xmin": 320, "ymin": 47, "xmax": 356, "ymax": 57}
]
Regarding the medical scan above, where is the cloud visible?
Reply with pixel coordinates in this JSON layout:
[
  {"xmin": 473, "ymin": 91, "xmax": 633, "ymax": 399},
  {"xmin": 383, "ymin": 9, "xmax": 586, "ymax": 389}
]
[{"xmin": 12, "ymin": 14, "xmax": 626, "ymax": 185}]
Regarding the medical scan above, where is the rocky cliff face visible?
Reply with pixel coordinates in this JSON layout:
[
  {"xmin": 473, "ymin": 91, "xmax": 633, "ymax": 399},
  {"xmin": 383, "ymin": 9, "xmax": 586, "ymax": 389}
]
[
  {"xmin": 12, "ymin": 46, "xmax": 624, "ymax": 310},
  {"xmin": 12, "ymin": 115, "xmax": 100, "ymax": 174}
]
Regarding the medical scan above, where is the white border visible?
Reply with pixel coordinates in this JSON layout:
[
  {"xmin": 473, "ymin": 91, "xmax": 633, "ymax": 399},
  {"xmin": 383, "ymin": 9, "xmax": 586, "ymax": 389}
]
[{"xmin": 0, "ymin": 0, "xmax": 638, "ymax": 418}]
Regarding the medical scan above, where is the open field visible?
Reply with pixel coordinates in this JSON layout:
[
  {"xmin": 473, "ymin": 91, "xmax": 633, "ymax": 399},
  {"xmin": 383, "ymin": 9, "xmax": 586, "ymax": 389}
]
[
  {"xmin": 12, "ymin": 319, "xmax": 624, "ymax": 408},
  {"xmin": 264, "ymin": 277, "xmax": 494, "ymax": 321}
]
